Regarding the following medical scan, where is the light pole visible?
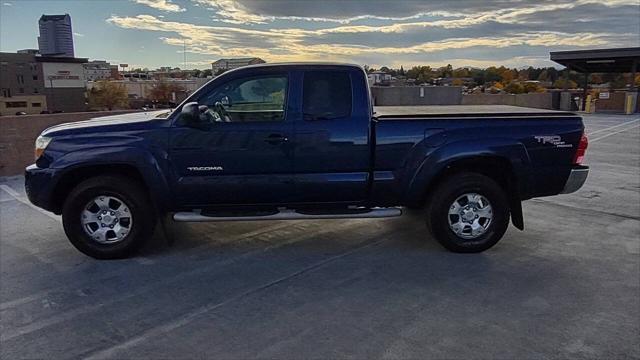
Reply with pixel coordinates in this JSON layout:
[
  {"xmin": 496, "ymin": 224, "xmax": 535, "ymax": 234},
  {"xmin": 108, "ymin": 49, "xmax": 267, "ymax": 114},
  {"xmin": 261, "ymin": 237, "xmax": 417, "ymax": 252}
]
[{"xmin": 47, "ymin": 76, "xmax": 55, "ymax": 112}]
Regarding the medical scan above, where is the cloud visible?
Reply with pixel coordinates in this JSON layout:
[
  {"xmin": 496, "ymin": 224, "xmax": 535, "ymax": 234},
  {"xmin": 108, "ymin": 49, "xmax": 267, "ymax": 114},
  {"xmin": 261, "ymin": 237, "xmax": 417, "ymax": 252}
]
[
  {"xmin": 107, "ymin": 14, "xmax": 633, "ymax": 63},
  {"xmin": 2, "ymin": 2, "xmax": 12, "ymax": 5},
  {"xmin": 73, "ymin": 32, "xmax": 84, "ymax": 37},
  {"xmin": 134, "ymin": 0, "xmax": 185, "ymax": 12},
  {"xmin": 108, "ymin": 1, "xmax": 640, "ymax": 69},
  {"xmin": 193, "ymin": 0, "xmax": 639, "ymax": 25},
  {"xmin": 192, "ymin": 0, "xmax": 460, "ymax": 24}
]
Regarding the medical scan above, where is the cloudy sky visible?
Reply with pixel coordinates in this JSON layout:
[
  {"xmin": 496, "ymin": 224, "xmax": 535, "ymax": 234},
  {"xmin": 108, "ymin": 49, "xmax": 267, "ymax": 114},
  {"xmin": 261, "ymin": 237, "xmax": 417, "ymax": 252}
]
[{"xmin": 1, "ymin": 0, "xmax": 639, "ymax": 69}]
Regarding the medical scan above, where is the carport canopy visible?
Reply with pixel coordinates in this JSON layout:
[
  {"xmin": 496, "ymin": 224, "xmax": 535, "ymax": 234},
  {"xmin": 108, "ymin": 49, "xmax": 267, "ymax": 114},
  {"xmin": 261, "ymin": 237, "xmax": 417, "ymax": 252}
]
[
  {"xmin": 550, "ymin": 47, "xmax": 639, "ymax": 111},
  {"xmin": 550, "ymin": 47, "xmax": 639, "ymax": 74}
]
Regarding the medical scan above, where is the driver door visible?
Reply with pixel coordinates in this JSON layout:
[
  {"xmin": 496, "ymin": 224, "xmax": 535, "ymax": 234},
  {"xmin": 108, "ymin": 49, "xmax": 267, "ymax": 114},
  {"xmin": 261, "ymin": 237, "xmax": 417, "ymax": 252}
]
[{"xmin": 168, "ymin": 72, "xmax": 295, "ymax": 206}]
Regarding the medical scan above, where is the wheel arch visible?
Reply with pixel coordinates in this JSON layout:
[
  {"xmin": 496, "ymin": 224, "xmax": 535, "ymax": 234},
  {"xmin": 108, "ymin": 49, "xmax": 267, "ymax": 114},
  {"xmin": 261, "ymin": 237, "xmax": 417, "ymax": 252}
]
[
  {"xmin": 408, "ymin": 154, "xmax": 525, "ymax": 230},
  {"xmin": 51, "ymin": 164, "xmax": 150, "ymax": 214}
]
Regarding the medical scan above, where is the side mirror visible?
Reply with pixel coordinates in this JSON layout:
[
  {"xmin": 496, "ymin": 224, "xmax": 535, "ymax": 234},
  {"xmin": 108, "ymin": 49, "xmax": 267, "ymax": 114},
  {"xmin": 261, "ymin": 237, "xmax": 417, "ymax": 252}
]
[
  {"xmin": 180, "ymin": 102, "xmax": 200, "ymax": 125},
  {"xmin": 178, "ymin": 102, "xmax": 210, "ymax": 129}
]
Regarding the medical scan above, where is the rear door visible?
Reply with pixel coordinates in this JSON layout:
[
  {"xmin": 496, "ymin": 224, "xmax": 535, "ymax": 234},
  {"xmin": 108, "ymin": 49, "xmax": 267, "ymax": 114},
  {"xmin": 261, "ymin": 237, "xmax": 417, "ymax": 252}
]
[
  {"xmin": 292, "ymin": 69, "xmax": 371, "ymax": 203},
  {"xmin": 168, "ymin": 72, "xmax": 295, "ymax": 206}
]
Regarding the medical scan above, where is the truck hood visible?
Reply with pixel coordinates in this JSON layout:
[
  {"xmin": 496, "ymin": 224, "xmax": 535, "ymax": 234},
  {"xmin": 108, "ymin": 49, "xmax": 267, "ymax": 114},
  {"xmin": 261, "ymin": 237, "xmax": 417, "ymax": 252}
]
[{"xmin": 42, "ymin": 110, "xmax": 170, "ymax": 136}]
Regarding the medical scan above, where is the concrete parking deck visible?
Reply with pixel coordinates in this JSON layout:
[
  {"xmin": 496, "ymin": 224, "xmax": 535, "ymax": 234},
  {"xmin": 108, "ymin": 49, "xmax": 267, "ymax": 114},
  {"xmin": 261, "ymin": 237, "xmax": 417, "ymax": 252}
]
[{"xmin": 1, "ymin": 114, "xmax": 638, "ymax": 359}]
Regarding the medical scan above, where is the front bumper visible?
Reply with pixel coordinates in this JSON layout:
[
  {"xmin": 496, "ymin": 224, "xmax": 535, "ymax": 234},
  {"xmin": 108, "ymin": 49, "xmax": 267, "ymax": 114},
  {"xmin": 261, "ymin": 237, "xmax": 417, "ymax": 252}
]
[
  {"xmin": 25, "ymin": 164, "xmax": 59, "ymax": 213},
  {"xmin": 560, "ymin": 166, "xmax": 589, "ymax": 194}
]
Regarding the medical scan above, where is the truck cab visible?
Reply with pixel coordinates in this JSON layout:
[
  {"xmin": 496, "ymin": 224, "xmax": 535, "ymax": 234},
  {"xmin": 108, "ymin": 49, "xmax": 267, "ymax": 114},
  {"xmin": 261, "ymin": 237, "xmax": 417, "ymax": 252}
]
[{"xmin": 170, "ymin": 64, "xmax": 373, "ymax": 208}]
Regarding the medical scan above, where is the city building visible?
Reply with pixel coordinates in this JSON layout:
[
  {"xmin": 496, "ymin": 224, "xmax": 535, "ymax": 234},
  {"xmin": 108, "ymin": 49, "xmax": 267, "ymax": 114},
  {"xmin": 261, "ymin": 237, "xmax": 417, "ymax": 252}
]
[
  {"xmin": 17, "ymin": 49, "xmax": 40, "ymax": 55},
  {"xmin": 40, "ymin": 55, "xmax": 88, "ymax": 112},
  {"xmin": 83, "ymin": 60, "xmax": 118, "ymax": 81},
  {"xmin": 0, "ymin": 52, "xmax": 87, "ymax": 114},
  {"xmin": 0, "ymin": 53, "xmax": 47, "ymax": 115},
  {"xmin": 38, "ymin": 14, "xmax": 74, "ymax": 57},
  {"xmin": 211, "ymin": 58, "xmax": 265, "ymax": 72},
  {"xmin": 368, "ymin": 71, "xmax": 392, "ymax": 85}
]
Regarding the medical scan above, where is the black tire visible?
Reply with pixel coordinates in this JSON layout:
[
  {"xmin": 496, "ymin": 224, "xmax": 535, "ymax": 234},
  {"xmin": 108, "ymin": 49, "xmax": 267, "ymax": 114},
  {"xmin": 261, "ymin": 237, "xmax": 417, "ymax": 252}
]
[
  {"xmin": 426, "ymin": 172, "xmax": 510, "ymax": 253},
  {"xmin": 62, "ymin": 175, "xmax": 156, "ymax": 259}
]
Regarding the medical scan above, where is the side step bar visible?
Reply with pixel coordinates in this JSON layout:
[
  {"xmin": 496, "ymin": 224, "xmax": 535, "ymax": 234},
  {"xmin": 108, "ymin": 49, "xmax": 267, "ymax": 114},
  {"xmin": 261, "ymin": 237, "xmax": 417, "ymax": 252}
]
[{"xmin": 173, "ymin": 208, "xmax": 403, "ymax": 222}]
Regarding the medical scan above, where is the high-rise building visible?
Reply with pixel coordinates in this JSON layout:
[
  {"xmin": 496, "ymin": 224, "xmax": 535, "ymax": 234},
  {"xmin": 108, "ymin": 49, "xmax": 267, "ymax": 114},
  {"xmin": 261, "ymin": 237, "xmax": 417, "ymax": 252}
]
[{"xmin": 38, "ymin": 14, "xmax": 74, "ymax": 57}]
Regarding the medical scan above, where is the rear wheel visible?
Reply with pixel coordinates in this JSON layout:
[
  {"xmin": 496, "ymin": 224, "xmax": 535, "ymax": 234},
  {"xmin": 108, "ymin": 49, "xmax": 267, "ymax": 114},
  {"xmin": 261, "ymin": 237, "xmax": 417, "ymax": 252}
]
[
  {"xmin": 426, "ymin": 173, "xmax": 510, "ymax": 253},
  {"xmin": 62, "ymin": 175, "xmax": 156, "ymax": 259}
]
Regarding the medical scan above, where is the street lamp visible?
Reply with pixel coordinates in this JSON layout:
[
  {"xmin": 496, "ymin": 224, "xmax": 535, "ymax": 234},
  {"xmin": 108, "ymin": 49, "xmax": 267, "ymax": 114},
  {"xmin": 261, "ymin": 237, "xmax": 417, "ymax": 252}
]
[{"xmin": 47, "ymin": 76, "xmax": 55, "ymax": 112}]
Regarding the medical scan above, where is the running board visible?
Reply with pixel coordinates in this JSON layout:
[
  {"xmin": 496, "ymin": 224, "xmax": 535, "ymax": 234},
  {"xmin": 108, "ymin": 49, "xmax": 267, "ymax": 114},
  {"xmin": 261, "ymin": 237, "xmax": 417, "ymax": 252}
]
[{"xmin": 173, "ymin": 208, "xmax": 402, "ymax": 222}]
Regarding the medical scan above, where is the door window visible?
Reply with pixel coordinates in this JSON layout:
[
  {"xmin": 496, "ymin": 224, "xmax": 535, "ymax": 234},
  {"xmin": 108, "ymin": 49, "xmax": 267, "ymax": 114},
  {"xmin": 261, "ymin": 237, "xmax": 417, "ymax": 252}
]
[
  {"xmin": 199, "ymin": 75, "xmax": 288, "ymax": 123},
  {"xmin": 303, "ymin": 71, "xmax": 352, "ymax": 120}
]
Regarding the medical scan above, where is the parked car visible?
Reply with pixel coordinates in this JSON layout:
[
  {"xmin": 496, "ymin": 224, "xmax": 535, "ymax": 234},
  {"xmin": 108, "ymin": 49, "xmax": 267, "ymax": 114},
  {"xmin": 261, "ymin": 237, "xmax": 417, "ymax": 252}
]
[
  {"xmin": 15, "ymin": 111, "xmax": 27, "ymax": 116},
  {"xmin": 25, "ymin": 63, "xmax": 589, "ymax": 259}
]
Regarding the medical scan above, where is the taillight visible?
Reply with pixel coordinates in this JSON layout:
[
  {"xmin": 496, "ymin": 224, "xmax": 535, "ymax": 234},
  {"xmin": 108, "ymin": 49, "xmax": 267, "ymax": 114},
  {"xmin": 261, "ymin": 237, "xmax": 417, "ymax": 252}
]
[{"xmin": 573, "ymin": 133, "xmax": 588, "ymax": 165}]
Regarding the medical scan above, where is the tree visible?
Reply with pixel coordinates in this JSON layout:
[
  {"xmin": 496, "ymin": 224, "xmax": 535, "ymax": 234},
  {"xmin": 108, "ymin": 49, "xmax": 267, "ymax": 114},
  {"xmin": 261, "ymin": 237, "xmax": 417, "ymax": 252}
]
[
  {"xmin": 87, "ymin": 81, "xmax": 128, "ymax": 110},
  {"xmin": 399, "ymin": 65, "xmax": 405, "ymax": 76},
  {"xmin": 452, "ymin": 67, "xmax": 470, "ymax": 78},
  {"xmin": 149, "ymin": 79, "xmax": 186, "ymax": 104},
  {"xmin": 214, "ymin": 68, "xmax": 227, "ymax": 76},
  {"xmin": 484, "ymin": 67, "xmax": 502, "ymax": 83},
  {"xmin": 406, "ymin": 66, "xmax": 433, "ymax": 84},
  {"xmin": 504, "ymin": 82, "xmax": 525, "ymax": 94},
  {"xmin": 451, "ymin": 78, "xmax": 464, "ymax": 86},
  {"xmin": 537, "ymin": 69, "xmax": 549, "ymax": 82},
  {"xmin": 202, "ymin": 69, "xmax": 213, "ymax": 77},
  {"xmin": 437, "ymin": 64, "xmax": 453, "ymax": 78},
  {"xmin": 499, "ymin": 67, "xmax": 517, "ymax": 83},
  {"xmin": 523, "ymin": 82, "xmax": 545, "ymax": 93},
  {"xmin": 553, "ymin": 79, "xmax": 578, "ymax": 89}
]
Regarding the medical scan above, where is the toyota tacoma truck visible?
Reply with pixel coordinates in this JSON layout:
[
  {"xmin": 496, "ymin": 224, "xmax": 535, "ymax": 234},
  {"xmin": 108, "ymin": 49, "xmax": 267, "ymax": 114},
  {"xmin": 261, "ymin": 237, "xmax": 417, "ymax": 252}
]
[{"xmin": 25, "ymin": 63, "xmax": 589, "ymax": 259}]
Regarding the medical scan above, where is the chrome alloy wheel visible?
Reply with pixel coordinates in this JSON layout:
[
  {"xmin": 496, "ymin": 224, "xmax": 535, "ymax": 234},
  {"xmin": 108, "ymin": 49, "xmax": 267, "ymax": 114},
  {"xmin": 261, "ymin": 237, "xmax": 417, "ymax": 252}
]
[
  {"xmin": 447, "ymin": 193, "xmax": 493, "ymax": 239},
  {"xmin": 81, "ymin": 195, "xmax": 133, "ymax": 244}
]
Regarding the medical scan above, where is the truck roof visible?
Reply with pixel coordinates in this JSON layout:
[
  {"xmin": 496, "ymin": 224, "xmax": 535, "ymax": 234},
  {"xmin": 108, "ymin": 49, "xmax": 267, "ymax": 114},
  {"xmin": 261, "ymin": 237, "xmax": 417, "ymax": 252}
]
[
  {"xmin": 374, "ymin": 105, "xmax": 577, "ymax": 119},
  {"xmin": 233, "ymin": 62, "xmax": 364, "ymax": 72}
]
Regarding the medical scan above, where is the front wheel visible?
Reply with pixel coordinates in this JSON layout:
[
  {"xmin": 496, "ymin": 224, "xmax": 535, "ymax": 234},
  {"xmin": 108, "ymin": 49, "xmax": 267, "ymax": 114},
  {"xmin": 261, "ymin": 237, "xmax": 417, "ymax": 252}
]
[
  {"xmin": 426, "ymin": 173, "xmax": 510, "ymax": 253},
  {"xmin": 62, "ymin": 175, "xmax": 156, "ymax": 259}
]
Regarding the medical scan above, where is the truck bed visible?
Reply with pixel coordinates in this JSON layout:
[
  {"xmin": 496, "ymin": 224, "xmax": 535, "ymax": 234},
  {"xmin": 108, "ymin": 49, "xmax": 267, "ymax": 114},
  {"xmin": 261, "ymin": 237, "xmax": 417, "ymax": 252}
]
[{"xmin": 374, "ymin": 105, "xmax": 576, "ymax": 119}]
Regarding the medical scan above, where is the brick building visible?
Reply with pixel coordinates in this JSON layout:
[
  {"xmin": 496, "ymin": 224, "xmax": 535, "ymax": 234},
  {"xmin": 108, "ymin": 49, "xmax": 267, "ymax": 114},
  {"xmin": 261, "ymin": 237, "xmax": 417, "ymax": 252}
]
[{"xmin": 0, "ymin": 52, "xmax": 88, "ymax": 115}]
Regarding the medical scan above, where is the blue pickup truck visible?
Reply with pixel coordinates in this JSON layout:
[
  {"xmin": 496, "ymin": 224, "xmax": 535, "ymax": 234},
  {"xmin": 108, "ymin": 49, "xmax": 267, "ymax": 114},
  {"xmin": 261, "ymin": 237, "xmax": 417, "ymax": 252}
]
[{"xmin": 25, "ymin": 63, "xmax": 589, "ymax": 259}]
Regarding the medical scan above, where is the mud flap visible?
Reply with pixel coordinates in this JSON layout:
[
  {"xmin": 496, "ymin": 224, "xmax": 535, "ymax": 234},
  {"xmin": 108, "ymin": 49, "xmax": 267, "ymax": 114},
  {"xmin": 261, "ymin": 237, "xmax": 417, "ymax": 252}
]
[{"xmin": 510, "ymin": 196, "xmax": 524, "ymax": 230}]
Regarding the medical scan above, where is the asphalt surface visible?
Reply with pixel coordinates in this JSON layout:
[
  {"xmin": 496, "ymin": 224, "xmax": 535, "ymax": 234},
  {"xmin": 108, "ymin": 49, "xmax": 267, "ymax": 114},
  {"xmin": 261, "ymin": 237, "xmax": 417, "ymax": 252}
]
[{"xmin": 1, "ymin": 113, "xmax": 639, "ymax": 359}]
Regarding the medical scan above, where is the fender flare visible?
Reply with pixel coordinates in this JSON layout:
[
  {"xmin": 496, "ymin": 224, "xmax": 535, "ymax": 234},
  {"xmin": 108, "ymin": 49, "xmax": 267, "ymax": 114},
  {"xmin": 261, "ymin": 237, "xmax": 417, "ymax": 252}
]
[
  {"xmin": 403, "ymin": 138, "xmax": 531, "ymax": 229},
  {"xmin": 50, "ymin": 146, "xmax": 172, "ymax": 212}
]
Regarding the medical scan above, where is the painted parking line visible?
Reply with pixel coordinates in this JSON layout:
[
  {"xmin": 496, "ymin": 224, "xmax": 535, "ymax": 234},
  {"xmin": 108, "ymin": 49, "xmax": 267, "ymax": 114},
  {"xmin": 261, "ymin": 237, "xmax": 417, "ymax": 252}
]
[
  {"xmin": 590, "ymin": 124, "xmax": 640, "ymax": 143},
  {"xmin": 587, "ymin": 118, "xmax": 640, "ymax": 135},
  {"xmin": 0, "ymin": 184, "xmax": 60, "ymax": 221}
]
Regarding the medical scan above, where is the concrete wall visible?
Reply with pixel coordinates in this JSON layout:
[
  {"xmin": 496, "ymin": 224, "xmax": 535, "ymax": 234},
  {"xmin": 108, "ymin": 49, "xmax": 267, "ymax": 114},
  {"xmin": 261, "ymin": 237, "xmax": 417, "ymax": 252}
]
[
  {"xmin": 462, "ymin": 93, "xmax": 553, "ymax": 109},
  {"xmin": 0, "ymin": 110, "xmax": 140, "ymax": 176},
  {"xmin": 595, "ymin": 92, "xmax": 627, "ymax": 112},
  {"xmin": 370, "ymin": 86, "xmax": 554, "ymax": 109},
  {"xmin": 371, "ymin": 86, "xmax": 462, "ymax": 106}
]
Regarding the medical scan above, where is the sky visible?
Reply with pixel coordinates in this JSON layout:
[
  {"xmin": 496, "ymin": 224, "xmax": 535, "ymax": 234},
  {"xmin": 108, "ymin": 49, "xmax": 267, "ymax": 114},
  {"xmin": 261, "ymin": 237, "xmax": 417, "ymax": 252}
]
[{"xmin": 1, "ymin": 0, "xmax": 639, "ymax": 70}]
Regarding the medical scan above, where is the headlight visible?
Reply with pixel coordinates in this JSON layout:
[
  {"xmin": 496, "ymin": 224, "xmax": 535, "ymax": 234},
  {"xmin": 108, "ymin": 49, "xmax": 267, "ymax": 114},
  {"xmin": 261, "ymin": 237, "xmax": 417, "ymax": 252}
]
[{"xmin": 35, "ymin": 135, "xmax": 52, "ymax": 160}]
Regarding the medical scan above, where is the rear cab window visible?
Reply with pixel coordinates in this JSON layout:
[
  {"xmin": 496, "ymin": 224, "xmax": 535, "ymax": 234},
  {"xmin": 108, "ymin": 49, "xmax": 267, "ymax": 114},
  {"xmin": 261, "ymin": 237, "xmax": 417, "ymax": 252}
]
[{"xmin": 303, "ymin": 71, "xmax": 352, "ymax": 121}]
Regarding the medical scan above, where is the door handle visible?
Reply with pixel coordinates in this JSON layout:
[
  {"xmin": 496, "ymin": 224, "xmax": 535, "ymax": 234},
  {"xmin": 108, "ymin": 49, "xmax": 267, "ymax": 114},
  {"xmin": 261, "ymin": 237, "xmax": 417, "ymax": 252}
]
[{"xmin": 264, "ymin": 134, "xmax": 288, "ymax": 144}]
